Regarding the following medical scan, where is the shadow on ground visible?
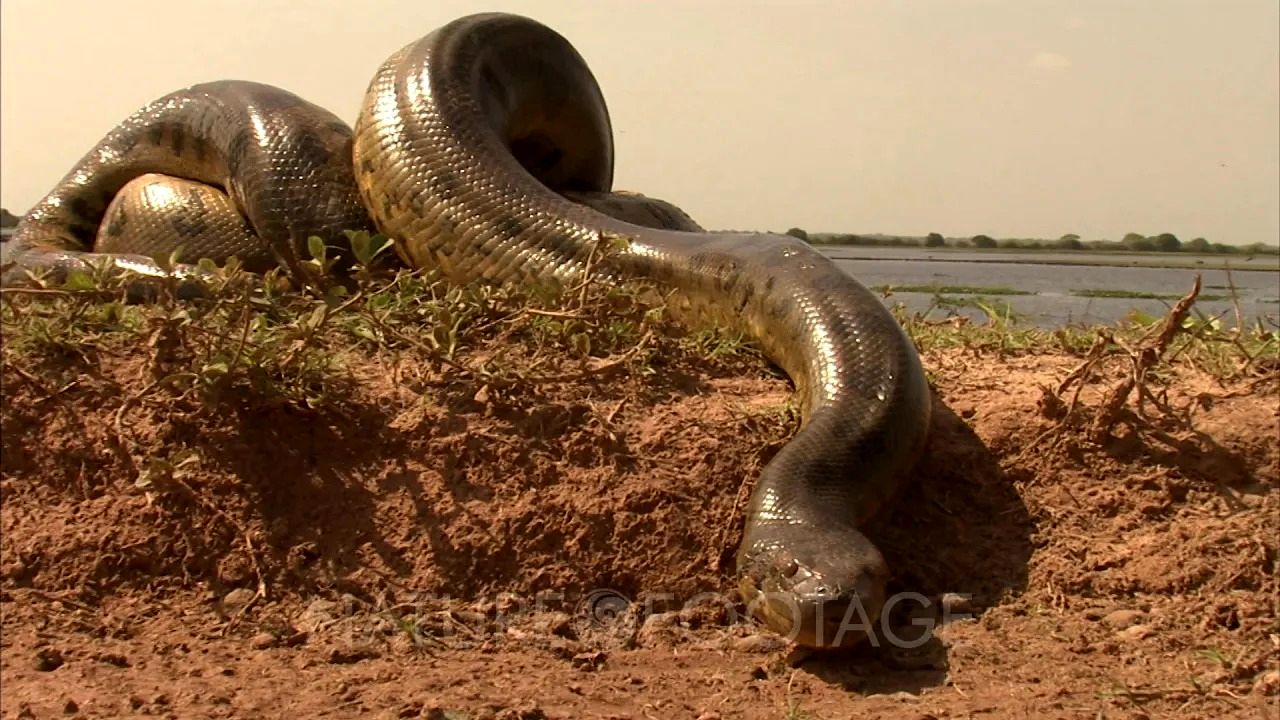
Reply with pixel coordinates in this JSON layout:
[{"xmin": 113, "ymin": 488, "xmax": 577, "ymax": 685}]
[{"xmin": 795, "ymin": 393, "xmax": 1035, "ymax": 694}]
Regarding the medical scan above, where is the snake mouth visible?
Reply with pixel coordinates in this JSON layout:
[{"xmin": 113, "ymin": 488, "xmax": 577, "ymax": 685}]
[
  {"xmin": 739, "ymin": 568, "xmax": 887, "ymax": 649},
  {"xmin": 736, "ymin": 528, "xmax": 890, "ymax": 649}
]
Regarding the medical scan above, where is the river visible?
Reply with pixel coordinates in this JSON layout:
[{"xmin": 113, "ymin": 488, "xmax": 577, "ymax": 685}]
[{"xmin": 819, "ymin": 246, "xmax": 1279, "ymax": 329}]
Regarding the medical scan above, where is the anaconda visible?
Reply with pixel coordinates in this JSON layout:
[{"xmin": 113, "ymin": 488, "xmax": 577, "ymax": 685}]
[{"xmin": 1, "ymin": 12, "xmax": 932, "ymax": 648}]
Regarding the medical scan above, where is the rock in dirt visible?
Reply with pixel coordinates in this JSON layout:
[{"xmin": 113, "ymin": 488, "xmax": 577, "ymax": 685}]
[
  {"xmin": 297, "ymin": 598, "xmax": 343, "ymax": 632},
  {"xmin": 731, "ymin": 633, "xmax": 787, "ymax": 653},
  {"xmin": 1252, "ymin": 669, "xmax": 1279, "ymax": 696},
  {"xmin": 326, "ymin": 643, "xmax": 381, "ymax": 664},
  {"xmin": 529, "ymin": 611, "xmax": 575, "ymax": 639},
  {"xmin": 92, "ymin": 651, "xmax": 130, "ymax": 667},
  {"xmin": 494, "ymin": 704, "xmax": 548, "ymax": 720},
  {"xmin": 220, "ymin": 588, "xmax": 257, "ymax": 616},
  {"xmin": 250, "ymin": 632, "xmax": 277, "ymax": 649},
  {"xmin": 940, "ymin": 592, "xmax": 978, "ymax": 616},
  {"xmin": 1101, "ymin": 609, "xmax": 1147, "ymax": 629},
  {"xmin": 34, "ymin": 647, "xmax": 64, "ymax": 671},
  {"xmin": 422, "ymin": 708, "xmax": 470, "ymax": 720},
  {"xmin": 635, "ymin": 612, "xmax": 681, "ymax": 647},
  {"xmin": 571, "ymin": 651, "xmax": 607, "ymax": 671},
  {"xmin": 451, "ymin": 609, "xmax": 491, "ymax": 631},
  {"xmin": 1115, "ymin": 624, "xmax": 1154, "ymax": 641},
  {"xmin": 546, "ymin": 636, "xmax": 583, "ymax": 659}
]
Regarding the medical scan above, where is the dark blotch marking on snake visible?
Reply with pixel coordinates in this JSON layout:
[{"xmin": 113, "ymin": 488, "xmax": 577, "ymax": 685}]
[
  {"xmin": 169, "ymin": 125, "xmax": 186, "ymax": 157},
  {"xmin": 289, "ymin": 132, "xmax": 337, "ymax": 178},
  {"xmin": 191, "ymin": 134, "xmax": 208, "ymax": 163},
  {"xmin": 495, "ymin": 214, "xmax": 527, "ymax": 242},
  {"xmin": 646, "ymin": 203, "xmax": 676, "ymax": 229},
  {"xmin": 147, "ymin": 124, "xmax": 165, "ymax": 147},
  {"xmin": 224, "ymin": 128, "xmax": 252, "ymax": 177},
  {"xmin": 104, "ymin": 205, "xmax": 129, "ymax": 238},
  {"xmin": 427, "ymin": 165, "xmax": 463, "ymax": 198},
  {"xmin": 171, "ymin": 212, "xmax": 211, "ymax": 240},
  {"xmin": 736, "ymin": 282, "xmax": 755, "ymax": 315}
]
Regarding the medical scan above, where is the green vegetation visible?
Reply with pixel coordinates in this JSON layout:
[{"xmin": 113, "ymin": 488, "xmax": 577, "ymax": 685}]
[
  {"xmin": 1072, "ymin": 288, "xmax": 1228, "ymax": 302},
  {"xmin": 889, "ymin": 283, "xmax": 1277, "ymax": 383},
  {"xmin": 0, "ymin": 232, "xmax": 775, "ymax": 421},
  {"xmin": 2, "ymin": 232, "xmax": 1273, "ymax": 409},
  {"xmin": 930, "ymin": 295, "xmax": 1020, "ymax": 321}
]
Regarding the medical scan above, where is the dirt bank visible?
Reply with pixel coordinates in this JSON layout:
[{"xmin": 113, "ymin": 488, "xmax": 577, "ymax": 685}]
[{"xmin": 1, "ymin": 276, "xmax": 1276, "ymax": 719}]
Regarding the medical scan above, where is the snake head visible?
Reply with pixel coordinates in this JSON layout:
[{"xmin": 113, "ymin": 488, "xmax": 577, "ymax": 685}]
[{"xmin": 737, "ymin": 524, "xmax": 889, "ymax": 649}]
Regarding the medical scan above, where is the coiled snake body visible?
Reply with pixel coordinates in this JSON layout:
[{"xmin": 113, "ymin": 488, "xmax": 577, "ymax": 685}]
[{"xmin": 3, "ymin": 13, "xmax": 932, "ymax": 648}]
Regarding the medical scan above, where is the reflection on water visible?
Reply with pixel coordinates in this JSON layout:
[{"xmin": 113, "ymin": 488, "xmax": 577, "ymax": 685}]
[{"xmin": 817, "ymin": 247, "xmax": 1280, "ymax": 328}]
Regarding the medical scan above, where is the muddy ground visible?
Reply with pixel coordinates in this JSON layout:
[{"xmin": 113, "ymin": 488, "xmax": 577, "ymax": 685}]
[{"xmin": 1, "ymin": 291, "xmax": 1276, "ymax": 719}]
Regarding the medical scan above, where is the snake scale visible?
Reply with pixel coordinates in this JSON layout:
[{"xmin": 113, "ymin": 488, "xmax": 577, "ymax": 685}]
[{"xmin": 2, "ymin": 13, "xmax": 932, "ymax": 648}]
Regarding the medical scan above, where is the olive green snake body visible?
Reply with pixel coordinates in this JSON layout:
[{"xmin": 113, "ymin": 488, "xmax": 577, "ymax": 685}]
[{"xmin": 1, "ymin": 13, "xmax": 932, "ymax": 648}]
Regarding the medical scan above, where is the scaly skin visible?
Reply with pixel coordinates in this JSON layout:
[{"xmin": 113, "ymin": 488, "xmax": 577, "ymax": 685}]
[
  {"xmin": 1, "ymin": 12, "xmax": 932, "ymax": 648},
  {"xmin": 1, "ymin": 80, "xmax": 373, "ymax": 286}
]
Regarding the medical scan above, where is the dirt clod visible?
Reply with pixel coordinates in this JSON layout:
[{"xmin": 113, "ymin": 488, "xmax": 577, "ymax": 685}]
[
  {"xmin": 1101, "ymin": 608, "xmax": 1147, "ymax": 628},
  {"xmin": 33, "ymin": 648, "xmax": 64, "ymax": 672},
  {"xmin": 221, "ymin": 588, "xmax": 257, "ymax": 615},
  {"xmin": 571, "ymin": 651, "xmax": 608, "ymax": 671},
  {"xmin": 250, "ymin": 632, "xmax": 277, "ymax": 649},
  {"xmin": 730, "ymin": 633, "xmax": 786, "ymax": 654}
]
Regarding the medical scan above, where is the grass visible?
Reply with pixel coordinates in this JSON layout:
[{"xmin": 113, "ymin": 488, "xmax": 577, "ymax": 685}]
[
  {"xmin": 4, "ymin": 239, "xmax": 1274, "ymax": 411},
  {"xmin": 1072, "ymin": 288, "xmax": 1229, "ymax": 301},
  {"xmin": 890, "ymin": 276, "xmax": 1279, "ymax": 483},
  {"xmin": 4, "ymin": 237, "xmax": 1274, "ymax": 421},
  {"xmin": 888, "ymin": 278, "xmax": 1278, "ymax": 384},
  {"xmin": 929, "ymin": 295, "xmax": 1019, "ymax": 318},
  {"xmin": 0, "ymin": 231, "xmax": 771, "ymax": 423},
  {"xmin": 869, "ymin": 284, "xmax": 1030, "ymax": 329}
]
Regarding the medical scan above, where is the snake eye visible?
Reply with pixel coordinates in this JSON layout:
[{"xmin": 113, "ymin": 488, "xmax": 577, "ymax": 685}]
[{"xmin": 782, "ymin": 558, "xmax": 800, "ymax": 578}]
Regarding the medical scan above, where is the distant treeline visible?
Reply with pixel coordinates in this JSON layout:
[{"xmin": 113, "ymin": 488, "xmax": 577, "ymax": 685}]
[
  {"xmin": 2, "ymin": 205, "xmax": 1273, "ymax": 256},
  {"xmin": 788, "ymin": 228, "xmax": 1280, "ymax": 256}
]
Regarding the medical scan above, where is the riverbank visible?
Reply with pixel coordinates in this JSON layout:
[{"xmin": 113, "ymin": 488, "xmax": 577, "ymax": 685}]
[
  {"xmin": 821, "ymin": 246, "xmax": 1280, "ymax": 272},
  {"xmin": 816, "ymin": 246, "xmax": 1280, "ymax": 330},
  {"xmin": 2, "ymin": 268, "xmax": 1276, "ymax": 719}
]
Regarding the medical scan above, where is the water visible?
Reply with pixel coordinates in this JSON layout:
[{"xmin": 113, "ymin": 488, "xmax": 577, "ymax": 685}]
[{"xmin": 817, "ymin": 246, "xmax": 1279, "ymax": 329}]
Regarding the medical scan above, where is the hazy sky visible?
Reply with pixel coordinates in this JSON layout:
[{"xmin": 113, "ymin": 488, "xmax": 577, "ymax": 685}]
[{"xmin": 2, "ymin": 1, "xmax": 1277, "ymax": 244}]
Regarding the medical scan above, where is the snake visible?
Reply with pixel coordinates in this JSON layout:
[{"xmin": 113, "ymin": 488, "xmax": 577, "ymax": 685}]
[{"xmin": 1, "ymin": 12, "xmax": 932, "ymax": 648}]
